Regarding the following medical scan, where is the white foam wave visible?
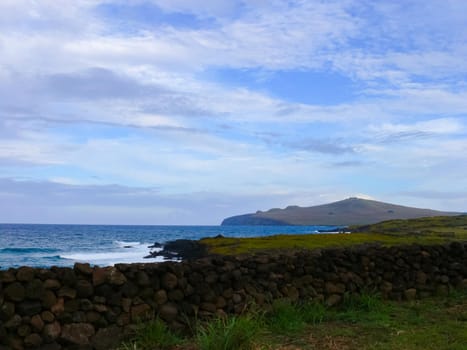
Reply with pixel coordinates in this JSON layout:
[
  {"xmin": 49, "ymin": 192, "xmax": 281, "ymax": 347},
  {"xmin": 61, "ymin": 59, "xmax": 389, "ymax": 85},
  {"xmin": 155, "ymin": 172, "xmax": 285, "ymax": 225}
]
[
  {"xmin": 61, "ymin": 242, "xmax": 164, "ymax": 266},
  {"xmin": 114, "ymin": 240, "xmax": 142, "ymax": 248}
]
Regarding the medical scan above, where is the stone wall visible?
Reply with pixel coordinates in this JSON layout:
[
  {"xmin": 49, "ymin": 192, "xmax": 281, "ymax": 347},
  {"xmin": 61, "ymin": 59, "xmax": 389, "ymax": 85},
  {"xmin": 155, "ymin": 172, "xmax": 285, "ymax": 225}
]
[{"xmin": 1, "ymin": 241, "xmax": 466, "ymax": 349}]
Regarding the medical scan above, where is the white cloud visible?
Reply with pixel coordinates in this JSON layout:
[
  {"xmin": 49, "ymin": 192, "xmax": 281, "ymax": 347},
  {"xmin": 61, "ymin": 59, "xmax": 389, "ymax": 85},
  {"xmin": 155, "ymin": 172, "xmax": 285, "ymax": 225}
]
[
  {"xmin": 369, "ymin": 118, "xmax": 465, "ymax": 135},
  {"xmin": 0, "ymin": 0, "xmax": 466, "ymax": 223}
]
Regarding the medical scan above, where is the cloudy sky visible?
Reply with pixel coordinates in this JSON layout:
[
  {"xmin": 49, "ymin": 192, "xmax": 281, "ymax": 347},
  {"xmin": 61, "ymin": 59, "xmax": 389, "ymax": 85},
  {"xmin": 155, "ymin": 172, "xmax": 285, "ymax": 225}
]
[{"xmin": 0, "ymin": 0, "xmax": 466, "ymax": 224}]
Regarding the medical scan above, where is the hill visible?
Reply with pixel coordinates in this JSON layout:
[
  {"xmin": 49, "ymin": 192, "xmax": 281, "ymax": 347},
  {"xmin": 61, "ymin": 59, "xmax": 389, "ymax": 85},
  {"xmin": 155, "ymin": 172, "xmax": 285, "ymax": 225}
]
[{"xmin": 221, "ymin": 197, "xmax": 462, "ymax": 226}]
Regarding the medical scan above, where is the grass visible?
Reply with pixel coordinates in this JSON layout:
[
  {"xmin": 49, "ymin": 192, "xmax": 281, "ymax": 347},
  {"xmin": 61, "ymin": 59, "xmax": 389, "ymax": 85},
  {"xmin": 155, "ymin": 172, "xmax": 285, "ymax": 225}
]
[
  {"xmin": 196, "ymin": 314, "xmax": 261, "ymax": 350},
  {"xmin": 119, "ymin": 318, "xmax": 183, "ymax": 350},
  {"xmin": 266, "ymin": 299, "xmax": 307, "ymax": 334},
  {"xmin": 119, "ymin": 290, "xmax": 467, "ymax": 350},
  {"xmin": 201, "ymin": 215, "xmax": 467, "ymax": 255}
]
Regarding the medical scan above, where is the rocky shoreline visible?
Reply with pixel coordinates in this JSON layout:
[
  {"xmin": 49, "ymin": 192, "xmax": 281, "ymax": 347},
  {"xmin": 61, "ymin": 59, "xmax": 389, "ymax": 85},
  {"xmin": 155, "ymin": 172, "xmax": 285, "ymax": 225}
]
[{"xmin": 144, "ymin": 238, "xmax": 211, "ymax": 261}]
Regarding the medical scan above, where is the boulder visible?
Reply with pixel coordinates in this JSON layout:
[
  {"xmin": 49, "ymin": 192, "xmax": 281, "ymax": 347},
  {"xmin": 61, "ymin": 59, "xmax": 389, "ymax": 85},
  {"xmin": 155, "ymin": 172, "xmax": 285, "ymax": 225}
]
[
  {"xmin": 91, "ymin": 326, "xmax": 122, "ymax": 350},
  {"xmin": 24, "ymin": 333, "xmax": 42, "ymax": 348},
  {"xmin": 43, "ymin": 322, "xmax": 61, "ymax": 342},
  {"xmin": 61, "ymin": 323, "xmax": 95, "ymax": 345},
  {"xmin": 162, "ymin": 273, "xmax": 178, "ymax": 290},
  {"xmin": 4, "ymin": 282, "xmax": 25, "ymax": 302},
  {"xmin": 17, "ymin": 267, "xmax": 35, "ymax": 282}
]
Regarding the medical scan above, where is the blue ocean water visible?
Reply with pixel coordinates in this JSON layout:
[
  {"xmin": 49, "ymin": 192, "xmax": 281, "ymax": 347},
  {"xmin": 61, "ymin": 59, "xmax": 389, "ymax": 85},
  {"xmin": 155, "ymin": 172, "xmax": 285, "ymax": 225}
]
[{"xmin": 0, "ymin": 224, "xmax": 343, "ymax": 269}]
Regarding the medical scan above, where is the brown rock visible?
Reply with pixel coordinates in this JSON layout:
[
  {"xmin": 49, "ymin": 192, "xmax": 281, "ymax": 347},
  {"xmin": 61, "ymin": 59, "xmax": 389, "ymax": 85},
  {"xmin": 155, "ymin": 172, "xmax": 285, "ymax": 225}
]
[
  {"xmin": 26, "ymin": 279, "xmax": 45, "ymax": 300},
  {"xmin": 57, "ymin": 286, "xmax": 77, "ymax": 299},
  {"xmin": 17, "ymin": 300, "xmax": 42, "ymax": 316},
  {"xmin": 416, "ymin": 271, "xmax": 427, "ymax": 285},
  {"xmin": 117, "ymin": 313, "xmax": 130, "ymax": 326},
  {"xmin": 41, "ymin": 290, "xmax": 57, "ymax": 309},
  {"xmin": 94, "ymin": 304, "xmax": 107, "ymax": 314},
  {"xmin": 404, "ymin": 288, "xmax": 417, "ymax": 301},
  {"xmin": 61, "ymin": 323, "xmax": 95, "ymax": 345},
  {"xmin": 5, "ymin": 314, "xmax": 22, "ymax": 329},
  {"xmin": 168, "ymin": 289, "xmax": 184, "ymax": 302},
  {"xmin": 43, "ymin": 321, "xmax": 61, "ymax": 342},
  {"xmin": 325, "ymin": 282, "xmax": 346, "ymax": 294},
  {"xmin": 131, "ymin": 303, "xmax": 152, "ymax": 321},
  {"xmin": 80, "ymin": 298, "xmax": 94, "ymax": 311},
  {"xmin": 200, "ymin": 302, "xmax": 216, "ymax": 313},
  {"xmin": 17, "ymin": 267, "xmax": 35, "ymax": 282},
  {"xmin": 93, "ymin": 296, "xmax": 106, "ymax": 304},
  {"xmin": 232, "ymin": 293, "xmax": 242, "ymax": 304},
  {"xmin": 24, "ymin": 333, "xmax": 42, "ymax": 348},
  {"xmin": 64, "ymin": 299, "xmax": 80, "ymax": 313},
  {"xmin": 155, "ymin": 290, "xmax": 168, "ymax": 305},
  {"xmin": 0, "ymin": 270, "xmax": 16, "ymax": 283},
  {"xmin": 326, "ymin": 294, "xmax": 342, "ymax": 307},
  {"xmin": 75, "ymin": 280, "xmax": 93, "ymax": 298},
  {"xmin": 92, "ymin": 268, "xmax": 107, "ymax": 286},
  {"xmin": 85, "ymin": 311, "xmax": 101, "ymax": 324},
  {"xmin": 41, "ymin": 310, "xmax": 55, "ymax": 323},
  {"xmin": 18, "ymin": 324, "xmax": 31, "ymax": 337},
  {"xmin": 380, "ymin": 281, "xmax": 393, "ymax": 294},
  {"xmin": 91, "ymin": 326, "xmax": 123, "ymax": 350},
  {"xmin": 136, "ymin": 271, "xmax": 150, "ymax": 286},
  {"xmin": 4, "ymin": 282, "xmax": 25, "ymax": 302},
  {"xmin": 43, "ymin": 279, "xmax": 61, "ymax": 290},
  {"xmin": 216, "ymin": 296, "xmax": 227, "ymax": 309},
  {"xmin": 162, "ymin": 272, "xmax": 178, "ymax": 290},
  {"xmin": 0, "ymin": 302, "xmax": 15, "ymax": 321},
  {"xmin": 283, "ymin": 286, "xmax": 299, "ymax": 301},
  {"xmin": 108, "ymin": 267, "xmax": 126, "ymax": 285},
  {"xmin": 30, "ymin": 314, "xmax": 45, "ymax": 331},
  {"xmin": 51, "ymin": 298, "xmax": 65, "ymax": 315},
  {"xmin": 159, "ymin": 303, "xmax": 178, "ymax": 322},
  {"xmin": 121, "ymin": 298, "xmax": 132, "ymax": 313},
  {"xmin": 7, "ymin": 337, "xmax": 24, "ymax": 350},
  {"xmin": 74, "ymin": 262, "xmax": 93, "ymax": 275}
]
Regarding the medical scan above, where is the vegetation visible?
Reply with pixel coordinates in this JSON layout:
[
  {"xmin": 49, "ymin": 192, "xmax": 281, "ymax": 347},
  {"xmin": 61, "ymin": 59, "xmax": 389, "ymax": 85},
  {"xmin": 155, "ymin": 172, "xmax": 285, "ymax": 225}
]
[
  {"xmin": 202, "ymin": 215, "xmax": 467, "ymax": 255},
  {"xmin": 196, "ymin": 314, "xmax": 261, "ymax": 350},
  {"xmin": 119, "ymin": 318, "xmax": 182, "ymax": 350},
  {"xmin": 119, "ymin": 290, "xmax": 467, "ymax": 350},
  {"xmin": 119, "ymin": 216, "xmax": 467, "ymax": 349}
]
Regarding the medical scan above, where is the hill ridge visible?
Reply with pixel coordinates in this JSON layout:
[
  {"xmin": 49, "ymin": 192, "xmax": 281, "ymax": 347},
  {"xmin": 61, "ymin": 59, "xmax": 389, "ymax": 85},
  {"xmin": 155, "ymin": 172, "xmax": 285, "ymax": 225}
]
[{"xmin": 221, "ymin": 197, "xmax": 462, "ymax": 226}]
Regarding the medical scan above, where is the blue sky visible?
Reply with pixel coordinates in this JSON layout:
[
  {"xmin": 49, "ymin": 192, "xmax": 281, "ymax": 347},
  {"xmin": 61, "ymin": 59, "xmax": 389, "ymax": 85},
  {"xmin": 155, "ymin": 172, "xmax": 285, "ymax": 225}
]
[{"xmin": 0, "ymin": 0, "xmax": 466, "ymax": 224}]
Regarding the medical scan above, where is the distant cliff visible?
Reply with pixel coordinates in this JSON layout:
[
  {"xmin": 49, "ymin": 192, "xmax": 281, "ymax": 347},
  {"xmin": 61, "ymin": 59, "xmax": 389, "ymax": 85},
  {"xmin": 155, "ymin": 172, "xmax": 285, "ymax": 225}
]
[{"xmin": 221, "ymin": 197, "xmax": 461, "ymax": 226}]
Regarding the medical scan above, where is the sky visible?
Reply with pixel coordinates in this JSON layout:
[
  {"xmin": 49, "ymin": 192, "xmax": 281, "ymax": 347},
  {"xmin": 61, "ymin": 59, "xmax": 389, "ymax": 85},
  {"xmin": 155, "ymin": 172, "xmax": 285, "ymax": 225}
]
[{"xmin": 0, "ymin": 0, "xmax": 466, "ymax": 225}]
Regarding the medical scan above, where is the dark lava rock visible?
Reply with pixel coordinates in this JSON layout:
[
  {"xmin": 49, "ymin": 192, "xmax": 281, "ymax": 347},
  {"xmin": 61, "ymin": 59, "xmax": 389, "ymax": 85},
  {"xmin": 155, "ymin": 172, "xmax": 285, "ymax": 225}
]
[
  {"xmin": 145, "ymin": 239, "xmax": 208, "ymax": 261},
  {"xmin": 148, "ymin": 242, "xmax": 163, "ymax": 248}
]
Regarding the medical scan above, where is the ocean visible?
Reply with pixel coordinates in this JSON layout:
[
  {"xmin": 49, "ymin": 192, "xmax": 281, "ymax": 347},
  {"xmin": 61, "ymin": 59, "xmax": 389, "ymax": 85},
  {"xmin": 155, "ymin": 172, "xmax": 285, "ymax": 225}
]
[{"xmin": 0, "ymin": 224, "xmax": 342, "ymax": 269}]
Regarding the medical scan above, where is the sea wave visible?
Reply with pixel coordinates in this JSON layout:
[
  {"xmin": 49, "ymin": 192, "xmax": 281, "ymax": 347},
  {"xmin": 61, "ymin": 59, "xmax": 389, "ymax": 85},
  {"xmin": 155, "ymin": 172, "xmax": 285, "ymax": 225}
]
[
  {"xmin": 0, "ymin": 247, "xmax": 59, "ymax": 254},
  {"xmin": 60, "ymin": 241, "xmax": 163, "ymax": 266},
  {"xmin": 114, "ymin": 240, "xmax": 142, "ymax": 248}
]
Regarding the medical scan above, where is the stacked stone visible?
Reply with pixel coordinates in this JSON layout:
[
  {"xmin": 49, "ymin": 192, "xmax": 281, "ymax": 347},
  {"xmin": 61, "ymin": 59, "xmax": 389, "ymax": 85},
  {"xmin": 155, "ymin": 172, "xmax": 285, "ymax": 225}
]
[{"xmin": 1, "ymin": 242, "xmax": 466, "ymax": 349}]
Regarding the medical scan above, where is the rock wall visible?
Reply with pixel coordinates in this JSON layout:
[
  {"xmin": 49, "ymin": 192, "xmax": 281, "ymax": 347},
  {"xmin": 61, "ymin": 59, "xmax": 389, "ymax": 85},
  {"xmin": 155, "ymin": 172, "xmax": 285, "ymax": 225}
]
[{"xmin": 1, "ymin": 242, "xmax": 466, "ymax": 349}]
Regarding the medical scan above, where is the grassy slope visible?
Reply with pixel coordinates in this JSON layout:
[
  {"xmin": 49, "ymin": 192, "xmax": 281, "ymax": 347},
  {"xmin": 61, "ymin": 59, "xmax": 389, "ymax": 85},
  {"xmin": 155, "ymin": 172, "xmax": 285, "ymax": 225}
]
[
  {"xmin": 203, "ymin": 215, "xmax": 467, "ymax": 255},
  {"xmin": 120, "ymin": 291, "xmax": 467, "ymax": 350}
]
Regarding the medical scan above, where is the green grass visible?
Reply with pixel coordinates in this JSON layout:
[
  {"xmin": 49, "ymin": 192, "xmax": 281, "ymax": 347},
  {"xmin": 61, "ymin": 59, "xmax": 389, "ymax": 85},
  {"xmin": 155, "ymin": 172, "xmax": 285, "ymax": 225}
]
[
  {"xmin": 119, "ymin": 318, "xmax": 183, "ymax": 350},
  {"xmin": 119, "ymin": 290, "xmax": 467, "ymax": 350},
  {"xmin": 201, "ymin": 215, "xmax": 467, "ymax": 255},
  {"xmin": 266, "ymin": 299, "xmax": 307, "ymax": 334},
  {"xmin": 196, "ymin": 314, "xmax": 261, "ymax": 350}
]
